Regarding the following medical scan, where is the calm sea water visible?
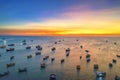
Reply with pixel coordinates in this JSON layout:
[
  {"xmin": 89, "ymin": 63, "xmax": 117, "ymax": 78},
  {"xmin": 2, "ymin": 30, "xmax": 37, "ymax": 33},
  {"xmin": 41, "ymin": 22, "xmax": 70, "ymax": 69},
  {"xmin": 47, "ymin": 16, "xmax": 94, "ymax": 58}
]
[{"xmin": 0, "ymin": 36, "xmax": 120, "ymax": 80}]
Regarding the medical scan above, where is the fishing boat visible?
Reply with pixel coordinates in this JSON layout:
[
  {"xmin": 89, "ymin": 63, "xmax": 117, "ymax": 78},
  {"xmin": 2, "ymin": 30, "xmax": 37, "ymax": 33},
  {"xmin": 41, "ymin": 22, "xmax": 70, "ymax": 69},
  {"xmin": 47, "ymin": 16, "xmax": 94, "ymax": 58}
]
[
  {"xmin": 0, "ymin": 71, "xmax": 9, "ymax": 78},
  {"xmin": 41, "ymin": 63, "xmax": 46, "ymax": 68},
  {"xmin": 115, "ymin": 75, "xmax": 120, "ymax": 80},
  {"xmin": 6, "ymin": 63, "xmax": 15, "ymax": 68},
  {"xmin": 18, "ymin": 68, "xmax": 27, "ymax": 73},
  {"xmin": 76, "ymin": 65, "xmax": 80, "ymax": 70},
  {"xmin": 6, "ymin": 48, "xmax": 15, "ymax": 52},
  {"xmin": 0, "ymin": 45, "xmax": 6, "ymax": 48},
  {"xmin": 35, "ymin": 52, "xmax": 41, "ymax": 55},
  {"xmin": 51, "ymin": 47, "xmax": 56, "ymax": 51},
  {"xmin": 27, "ymin": 55, "xmax": 32, "ymax": 59},
  {"xmin": 96, "ymin": 72, "xmax": 106, "ymax": 80},
  {"xmin": 10, "ymin": 56, "xmax": 14, "ymax": 60},
  {"xmin": 26, "ymin": 46, "xmax": 31, "ymax": 49},
  {"xmin": 51, "ymin": 58, "xmax": 55, "ymax": 62},
  {"xmin": 49, "ymin": 74, "xmax": 56, "ymax": 80},
  {"xmin": 94, "ymin": 64, "xmax": 99, "ymax": 70},
  {"xmin": 8, "ymin": 44, "xmax": 15, "ymax": 46}
]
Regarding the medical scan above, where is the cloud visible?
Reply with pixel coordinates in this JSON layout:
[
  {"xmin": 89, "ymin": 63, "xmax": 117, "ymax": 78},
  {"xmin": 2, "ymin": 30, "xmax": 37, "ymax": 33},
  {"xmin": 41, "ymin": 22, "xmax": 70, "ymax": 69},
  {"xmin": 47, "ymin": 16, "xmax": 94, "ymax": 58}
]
[{"xmin": 0, "ymin": 4, "xmax": 120, "ymax": 36}]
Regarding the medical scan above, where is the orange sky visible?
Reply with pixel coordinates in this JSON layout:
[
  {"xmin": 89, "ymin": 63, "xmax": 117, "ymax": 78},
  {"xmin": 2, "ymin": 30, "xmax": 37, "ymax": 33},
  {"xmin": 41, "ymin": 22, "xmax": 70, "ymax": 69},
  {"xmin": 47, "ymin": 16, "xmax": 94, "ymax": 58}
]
[{"xmin": 0, "ymin": 2, "xmax": 120, "ymax": 36}]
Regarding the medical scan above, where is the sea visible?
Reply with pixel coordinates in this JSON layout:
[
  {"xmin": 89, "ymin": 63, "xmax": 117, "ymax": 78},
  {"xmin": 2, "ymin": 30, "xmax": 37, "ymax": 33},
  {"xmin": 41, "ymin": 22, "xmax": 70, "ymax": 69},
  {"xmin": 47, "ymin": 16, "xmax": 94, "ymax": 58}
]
[{"xmin": 0, "ymin": 36, "xmax": 120, "ymax": 80}]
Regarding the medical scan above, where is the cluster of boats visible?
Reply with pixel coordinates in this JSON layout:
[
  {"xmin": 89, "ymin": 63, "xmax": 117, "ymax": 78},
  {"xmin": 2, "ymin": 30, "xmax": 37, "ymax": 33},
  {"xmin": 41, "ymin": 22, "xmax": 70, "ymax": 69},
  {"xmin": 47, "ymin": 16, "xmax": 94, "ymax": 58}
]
[{"xmin": 0, "ymin": 39, "xmax": 120, "ymax": 80}]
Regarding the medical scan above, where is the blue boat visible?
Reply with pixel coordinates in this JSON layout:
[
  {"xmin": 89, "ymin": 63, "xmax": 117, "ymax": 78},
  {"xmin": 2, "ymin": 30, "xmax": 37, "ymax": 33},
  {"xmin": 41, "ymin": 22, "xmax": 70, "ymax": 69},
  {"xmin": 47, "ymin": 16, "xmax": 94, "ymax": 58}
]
[
  {"xmin": 96, "ymin": 72, "xmax": 106, "ymax": 80},
  {"xmin": 49, "ymin": 74, "xmax": 56, "ymax": 80}
]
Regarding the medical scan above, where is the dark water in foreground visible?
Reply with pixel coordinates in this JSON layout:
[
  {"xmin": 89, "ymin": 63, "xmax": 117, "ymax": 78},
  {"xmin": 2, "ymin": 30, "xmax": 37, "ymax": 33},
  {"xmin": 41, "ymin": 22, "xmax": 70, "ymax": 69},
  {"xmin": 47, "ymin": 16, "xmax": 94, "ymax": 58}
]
[{"xmin": 0, "ymin": 36, "xmax": 120, "ymax": 80}]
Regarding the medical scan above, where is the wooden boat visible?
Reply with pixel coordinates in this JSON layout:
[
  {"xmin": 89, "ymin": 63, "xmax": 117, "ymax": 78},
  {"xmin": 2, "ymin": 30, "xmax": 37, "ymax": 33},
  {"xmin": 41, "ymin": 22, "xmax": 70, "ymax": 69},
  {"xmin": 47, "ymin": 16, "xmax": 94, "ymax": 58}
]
[
  {"xmin": 66, "ymin": 53, "xmax": 69, "ymax": 56},
  {"xmin": 115, "ymin": 75, "xmax": 120, "ymax": 80},
  {"xmin": 76, "ymin": 65, "xmax": 80, "ymax": 70},
  {"xmin": 85, "ymin": 50, "xmax": 89, "ymax": 53},
  {"xmin": 116, "ymin": 55, "xmax": 120, "ymax": 58},
  {"xmin": 18, "ymin": 68, "xmax": 27, "ymax": 73},
  {"xmin": 109, "ymin": 63, "xmax": 113, "ymax": 67},
  {"xmin": 6, "ymin": 63, "xmax": 15, "ymax": 68},
  {"xmin": 96, "ymin": 72, "xmax": 106, "ymax": 80},
  {"xmin": 6, "ymin": 48, "xmax": 14, "ymax": 52},
  {"xmin": 86, "ymin": 57, "xmax": 91, "ymax": 62},
  {"xmin": 41, "ymin": 63, "xmax": 46, "ymax": 68},
  {"xmin": 0, "ymin": 71, "xmax": 9, "ymax": 77},
  {"xmin": 80, "ymin": 56, "xmax": 82, "ymax": 59},
  {"xmin": 35, "ymin": 52, "xmax": 41, "ymax": 55},
  {"xmin": 49, "ymin": 74, "xmax": 56, "ymax": 80},
  {"xmin": 113, "ymin": 59, "xmax": 117, "ymax": 63},
  {"xmin": 51, "ymin": 47, "xmax": 56, "ymax": 51},
  {"xmin": 8, "ymin": 44, "xmax": 15, "ymax": 46},
  {"xmin": 94, "ymin": 64, "xmax": 99, "ymax": 69},
  {"xmin": 51, "ymin": 58, "xmax": 55, "ymax": 62},
  {"xmin": 80, "ymin": 45, "xmax": 83, "ymax": 49},
  {"xmin": 43, "ymin": 56, "xmax": 49, "ymax": 60},
  {"xmin": 61, "ymin": 59, "xmax": 65, "ymax": 63},
  {"xmin": 27, "ymin": 55, "xmax": 32, "ymax": 59},
  {"xmin": 10, "ymin": 56, "xmax": 14, "ymax": 60},
  {"xmin": 26, "ymin": 46, "xmax": 31, "ymax": 49},
  {"xmin": 36, "ymin": 45, "xmax": 42, "ymax": 50},
  {"xmin": 0, "ymin": 45, "xmax": 6, "ymax": 48},
  {"xmin": 66, "ymin": 48, "xmax": 70, "ymax": 52},
  {"xmin": 86, "ymin": 54, "xmax": 91, "ymax": 58}
]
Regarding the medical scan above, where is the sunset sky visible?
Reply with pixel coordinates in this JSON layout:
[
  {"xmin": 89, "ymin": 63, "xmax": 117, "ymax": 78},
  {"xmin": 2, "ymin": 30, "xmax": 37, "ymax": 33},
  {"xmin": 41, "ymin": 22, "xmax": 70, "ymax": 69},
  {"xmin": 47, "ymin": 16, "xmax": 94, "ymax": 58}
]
[{"xmin": 0, "ymin": 0, "xmax": 120, "ymax": 36}]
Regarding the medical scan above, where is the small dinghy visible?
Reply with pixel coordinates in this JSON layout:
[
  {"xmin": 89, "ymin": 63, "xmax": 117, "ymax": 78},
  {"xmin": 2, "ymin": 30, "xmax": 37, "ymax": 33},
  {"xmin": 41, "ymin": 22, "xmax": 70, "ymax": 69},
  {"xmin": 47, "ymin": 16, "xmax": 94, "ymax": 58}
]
[
  {"xmin": 49, "ymin": 74, "xmax": 56, "ymax": 80},
  {"xmin": 96, "ymin": 72, "xmax": 106, "ymax": 80}
]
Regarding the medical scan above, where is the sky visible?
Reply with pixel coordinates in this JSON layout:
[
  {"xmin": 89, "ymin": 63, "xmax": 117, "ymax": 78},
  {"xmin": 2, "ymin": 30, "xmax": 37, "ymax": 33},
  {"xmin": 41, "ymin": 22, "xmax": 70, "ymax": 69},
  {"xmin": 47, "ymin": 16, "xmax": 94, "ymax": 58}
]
[{"xmin": 0, "ymin": 0, "xmax": 120, "ymax": 36}]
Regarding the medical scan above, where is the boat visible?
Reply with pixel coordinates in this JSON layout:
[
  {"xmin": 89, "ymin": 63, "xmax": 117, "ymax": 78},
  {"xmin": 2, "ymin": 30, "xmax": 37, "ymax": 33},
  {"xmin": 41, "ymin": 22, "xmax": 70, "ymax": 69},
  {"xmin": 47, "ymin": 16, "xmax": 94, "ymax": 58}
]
[
  {"xmin": 116, "ymin": 55, "xmax": 120, "ymax": 58},
  {"xmin": 66, "ymin": 48, "xmax": 70, "ymax": 52},
  {"xmin": 27, "ymin": 55, "xmax": 32, "ymax": 59},
  {"xmin": 96, "ymin": 72, "xmax": 106, "ymax": 80},
  {"xmin": 113, "ymin": 59, "xmax": 117, "ymax": 63},
  {"xmin": 22, "ymin": 42, "xmax": 26, "ymax": 45},
  {"xmin": 10, "ymin": 56, "xmax": 14, "ymax": 60},
  {"xmin": 51, "ymin": 58, "xmax": 55, "ymax": 62},
  {"xmin": 36, "ymin": 45, "xmax": 42, "ymax": 50},
  {"xmin": 86, "ymin": 57, "xmax": 91, "ymax": 62},
  {"xmin": 0, "ymin": 71, "xmax": 9, "ymax": 78},
  {"xmin": 80, "ymin": 56, "xmax": 82, "ymax": 59},
  {"xmin": 115, "ymin": 75, "xmax": 120, "ymax": 80},
  {"xmin": 109, "ymin": 63, "xmax": 113, "ymax": 67},
  {"xmin": 35, "ymin": 52, "xmax": 41, "ymax": 55},
  {"xmin": 22, "ymin": 40, "xmax": 26, "ymax": 43},
  {"xmin": 6, "ymin": 48, "xmax": 14, "ymax": 52},
  {"xmin": 76, "ymin": 65, "xmax": 80, "ymax": 70},
  {"xmin": 18, "ymin": 68, "xmax": 27, "ymax": 73},
  {"xmin": 80, "ymin": 45, "xmax": 83, "ymax": 49},
  {"xmin": 6, "ymin": 63, "xmax": 15, "ymax": 68},
  {"xmin": 86, "ymin": 54, "xmax": 91, "ymax": 58},
  {"xmin": 0, "ymin": 45, "xmax": 6, "ymax": 49},
  {"xmin": 49, "ymin": 74, "xmax": 56, "ymax": 80},
  {"xmin": 51, "ymin": 47, "xmax": 56, "ymax": 51},
  {"xmin": 43, "ymin": 56, "xmax": 49, "ymax": 60},
  {"xmin": 94, "ymin": 64, "xmax": 99, "ymax": 70},
  {"xmin": 41, "ymin": 63, "xmax": 46, "ymax": 68},
  {"xmin": 26, "ymin": 46, "xmax": 31, "ymax": 49},
  {"xmin": 61, "ymin": 59, "xmax": 65, "ymax": 63},
  {"xmin": 85, "ymin": 50, "xmax": 89, "ymax": 53},
  {"xmin": 8, "ymin": 44, "xmax": 15, "ymax": 46},
  {"xmin": 66, "ymin": 53, "xmax": 69, "ymax": 56}
]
